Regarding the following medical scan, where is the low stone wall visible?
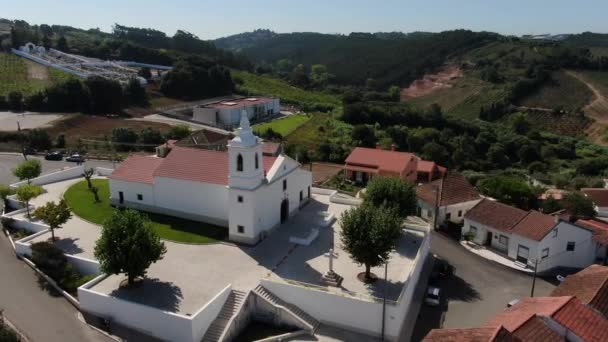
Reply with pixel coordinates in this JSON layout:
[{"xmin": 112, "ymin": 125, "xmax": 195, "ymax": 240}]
[
  {"xmin": 14, "ymin": 229, "xmax": 49, "ymax": 256},
  {"xmin": 10, "ymin": 165, "xmax": 84, "ymax": 190},
  {"xmin": 311, "ymin": 187, "xmax": 337, "ymax": 196},
  {"xmin": 95, "ymin": 167, "xmax": 114, "ymax": 176},
  {"xmin": 66, "ymin": 254, "xmax": 100, "ymax": 275}
]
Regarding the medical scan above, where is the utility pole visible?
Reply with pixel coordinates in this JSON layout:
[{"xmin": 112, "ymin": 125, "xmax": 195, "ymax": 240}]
[
  {"xmin": 530, "ymin": 259, "xmax": 538, "ymax": 297},
  {"xmin": 432, "ymin": 184, "xmax": 440, "ymax": 231}
]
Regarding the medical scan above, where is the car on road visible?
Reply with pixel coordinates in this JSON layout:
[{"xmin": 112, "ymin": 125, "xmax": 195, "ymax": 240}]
[
  {"xmin": 44, "ymin": 151, "xmax": 63, "ymax": 161},
  {"xmin": 66, "ymin": 154, "xmax": 85, "ymax": 163},
  {"xmin": 425, "ymin": 286, "xmax": 442, "ymax": 306},
  {"xmin": 507, "ymin": 299, "xmax": 520, "ymax": 307}
]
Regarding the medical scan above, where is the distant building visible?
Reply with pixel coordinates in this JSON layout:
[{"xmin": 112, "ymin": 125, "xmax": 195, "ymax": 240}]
[
  {"xmin": 582, "ymin": 188, "xmax": 608, "ymax": 217},
  {"xmin": 193, "ymin": 97, "xmax": 280, "ymax": 128}
]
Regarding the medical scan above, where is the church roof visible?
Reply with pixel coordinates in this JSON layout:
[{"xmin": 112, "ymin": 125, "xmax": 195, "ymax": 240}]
[{"xmin": 111, "ymin": 147, "xmax": 277, "ymax": 185}]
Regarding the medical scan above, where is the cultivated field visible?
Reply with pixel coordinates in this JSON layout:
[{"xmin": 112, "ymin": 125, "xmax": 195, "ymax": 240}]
[
  {"xmin": 253, "ymin": 114, "xmax": 311, "ymax": 136},
  {"xmin": 0, "ymin": 52, "xmax": 75, "ymax": 96},
  {"xmin": 518, "ymin": 71, "xmax": 593, "ymax": 111}
]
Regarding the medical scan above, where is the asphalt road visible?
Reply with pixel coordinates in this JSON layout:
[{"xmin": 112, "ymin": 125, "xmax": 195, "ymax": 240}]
[
  {"xmin": 0, "ymin": 154, "xmax": 114, "ymax": 342},
  {"xmin": 411, "ymin": 231, "xmax": 557, "ymax": 341}
]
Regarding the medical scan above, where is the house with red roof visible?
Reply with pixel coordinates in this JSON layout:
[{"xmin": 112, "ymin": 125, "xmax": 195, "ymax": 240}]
[
  {"xmin": 463, "ymin": 199, "xmax": 600, "ymax": 273},
  {"xmin": 109, "ymin": 112, "xmax": 312, "ymax": 245},
  {"xmin": 416, "ymin": 160, "xmax": 447, "ymax": 183},
  {"xmin": 582, "ymin": 188, "xmax": 608, "ymax": 217},
  {"xmin": 425, "ymin": 268, "xmax": 608, "ymax": 342},
  {"xmin": 193, "ymin": 97, "xmax": 280, "ymax": 128}
]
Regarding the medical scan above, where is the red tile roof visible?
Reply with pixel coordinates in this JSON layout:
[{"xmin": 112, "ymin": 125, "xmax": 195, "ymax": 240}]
[
  {"xmin": 109, "ymin": 155, "xmax": 164, "ymax": 184},
  {"xmin": 539, "ymin": 188, "xmax": 569, "ymax": 201},
  {"xmin": 417, "ymin": 160, "xmax": 437, "ymax": 173},
  {"xmin": 552, "ymin": 297, "xmax": 608, "ymax": 342},
  {"xmin": 262, "ymin": 142, "xmax": 281, "ymax": 156},
  {"xmin": 465, "ymin": 199, "xmax": 528, "ymax": 232},
  {"xmin": 345, "ymin": 147, "xmax": 415, "ymax": 174},
  {"xmin": 423, "ymin": 326, "xmax": 519, "ymax": 342},
  {"xmin": 486, "ymin": 296, "xmax": 571, "ymax": 331},
  {"xmin": 576, "ymin": 219, "xmax": 608, "ymax": 246},
  {"xmin": 417, "ymin": 173, "xmax": 480, "ymax": 206},
  {"xmin": 552, "ymin": 265, "xmax": 608, "ymax": 318},
  {"xmin": 582, "ymin": 188, "xmax": 608, "ymax": 207},
  {"xmin": 510, "ymin": 211, "xmax": 559, "ymax": 241},
  {"xmin": 111, "ymin": 147, "xmax": 277, "ymax": 185},
  {"xmin": 512, "ymin": 316, "xmax": 563, "ymax": 342}
]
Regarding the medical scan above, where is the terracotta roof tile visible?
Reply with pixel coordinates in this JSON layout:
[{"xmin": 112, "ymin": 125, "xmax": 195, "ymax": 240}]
[
  {"xmin": 465, "ymin": 199, "xmax": 528, "ymax": 232},
  {"xmin": 510, "ymin": 211, "xmax": 558, "ymax": 241},
  {"xmin": 486, "ymin": 296, "xmax": 572, "ymax": 331},
  {"xmin": 552, "ymin": 265, "xmax": 608, "ymax": 318},
  {"xmin": 417, "ymin": 173, "xmax": 480, "ymax": 206},
  {"xmin": 262, "ymin": 142, "xmax": 281, "ymax": 156},
  {"xmin": 109, "ymin": 155, "xmax": 164, "ymax": 184},
  {"xmin": 512, "ymin": 316, "xmax": 564, "ymax": 341},
  {"xmin": 575, "ymin": 219, "xmax": 608, "ymax": 246},
  {"xmin": 552, "ymin": 297, "xmax": 608, "ymax": 342},
  {"xmin": 417, "ymin": 160, "xmax": 437, "ymax": 173},
  {"xmin": 153, "ymin": 146, "xmax": 276, "ymax": 185},
  {"xmin": 423, "ymin": 326, "xmax": 519, "ymax": 342},
  {"xmin": 345, "ymin": 147, "xmax": 415, "ymax": 174},
  {"xmin": 582, "ymin": 188, "xmax": 608, "ymax": 207}
]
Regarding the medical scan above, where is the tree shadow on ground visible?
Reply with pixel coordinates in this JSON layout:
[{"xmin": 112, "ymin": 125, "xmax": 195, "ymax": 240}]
[
  {"xmin": 53, "ymin": 237, "xmax": 84, "ymax": 255},
  {"xmin": 441, "ymin": 272, "xmax": 481, "ymax": 303},
  {"xmin": 109, "ymin": 277, "xmax": 183, "ymax": 313},
  {"xmin": 36, "ymin": 274, "xmax": 62, "ymax": 297}
]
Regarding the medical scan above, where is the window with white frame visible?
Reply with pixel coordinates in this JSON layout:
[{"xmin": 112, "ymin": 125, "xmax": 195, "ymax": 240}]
[
  {"xmin": 499, "ymin": 235, "xmax": 508, "ymax": 245},
  {"xmin": 541, "ymin": 248, "xmax": 549, "ymax": 259}
]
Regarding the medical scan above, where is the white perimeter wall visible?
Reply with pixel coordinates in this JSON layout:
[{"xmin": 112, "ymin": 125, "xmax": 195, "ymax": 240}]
[
  {"xmin": 10, "ymin": 165, "xmax": 84, "ymax": 189},
  {"xmin": 79, "ymin": 279, "xmax": 232, "ymax": 342},
  {"xmin": 419, "ymin": 199, "xmax": 481, "ymax": 226},
  {"xmin": 260, "ymin": 229, "xmax": 430, "ymax": 341}
]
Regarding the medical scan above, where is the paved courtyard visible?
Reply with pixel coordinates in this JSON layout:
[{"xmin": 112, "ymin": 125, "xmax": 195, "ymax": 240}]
[{"xmin": 0, "ymin": 112, "xmax": 66, "ymax": 131}]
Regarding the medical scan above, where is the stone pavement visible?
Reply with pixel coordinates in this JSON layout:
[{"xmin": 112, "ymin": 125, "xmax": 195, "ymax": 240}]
[{"xmin": 459, "ymin": 240, "xmax": 533, "ymax": 274}]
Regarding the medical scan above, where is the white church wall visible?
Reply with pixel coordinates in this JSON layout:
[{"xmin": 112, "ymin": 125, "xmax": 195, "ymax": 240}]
[{"xmin": 153, "ymin": 177, "xmax": 229, "ymax": 226}]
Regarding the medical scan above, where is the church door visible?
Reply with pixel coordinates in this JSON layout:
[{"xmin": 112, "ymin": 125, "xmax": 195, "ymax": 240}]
[{"xmin": 281, "ymin": 199, "xmax": 289, "ymax": 223}]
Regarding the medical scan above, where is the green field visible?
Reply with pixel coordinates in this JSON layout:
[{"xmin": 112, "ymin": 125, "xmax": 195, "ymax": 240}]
[
  {"xmin": 578, "ymin": 70, "xmax": 608, "ymax": 96},
  {"xmin": 233, "ymin": 70, "xmax": 341, "ymax": 108},
  {"xmin": 0, "ymin": 52, "xmax": 75, "ymax": 96},
  {"xmin": 285, "ymin": 111, "xmax": 352, "ymax": 149},
  {"xmin": 518, "ymin": 71, "xmax": 593, "ymax": 111},
  {"xmin": 253, "ymin": 114, "xmax": 311, "ymax": 136},
  {"xmin": 64, "ymin": 179, "xmax": 227, "ymax": 244}
]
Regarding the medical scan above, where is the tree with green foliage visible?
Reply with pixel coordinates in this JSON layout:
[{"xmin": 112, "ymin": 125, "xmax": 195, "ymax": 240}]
[
  {"xmin": 542, "ymin": 196, "xmax": 562, "ymax": 214},
  {"xmin": 13, "ymin": 159, "xmax": 41, "ymax": 183},
  {"xmin": 55, "ymin": 134, "xmax": 66, "ymax": 148},
  {"xmin": 111, "ymin": 127, "xmax": 138, "ymax": 151},
  {"xmin": 562, "ymin": 192, "xmax": 596, "ymax": 219},
  {"xmin": 422, "ymin": 142, "xmax": 449, "ymax": 167},
  {"xmin": 95, "ymin": 210, "xmax": 167, "ymax": 286},
  {"xmin": 33, "ymin": 199, "xmax": 72, "ymax": 241},
  {"xmin": 289, "ymin": 64, "xmax": 310, "ymax": 88},
  {"xmin": 124, "ymin": 78, "xmax": 148, "ymax": 106},
  {"xmin": 15, "ymin": 184, "xmax": 43, "ymax": 219},
  {"xmin": 139, "ymin": 127, "xmax": 164, "ymax": 147},
  {"xmin": 510, "ymin": 113, "xmax": 530, "ymax": 135},
  {"xmin": 165, "ymin": 124, "xmax": 191, "ymax": 140},
  {"xmin": 478, "ymin": 175, "xmax": 539, "ymax": 210},
  {"xmin": 351, "ymin": 125, "xmax": 376, "ymax": 148},
  {"xmin": 85, "ymin": 76, "xmax": 124, "ymax": 114},
  {"xmin": 27, "ymin": 129, "xmax": 52, "ymax": 151},
  {"xmin": 7, "ymin": 91, "xmax": 23, "ymax": 112},
  {"xmin": 56, "ymin": 36, "xmax": 68, "ymax": 51},
  {"xmin": 0, "ymin": 184, "xmax": 14, "ymax": 208},
  {"xmin": 340, "ymin": 205, "xmax": 402, "ymax": 281},
  {"xmin": 364, "ymin": 176, "xmax": 417, "ymax": 218}
]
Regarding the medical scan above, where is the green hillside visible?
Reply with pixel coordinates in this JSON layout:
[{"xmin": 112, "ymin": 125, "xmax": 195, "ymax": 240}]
[{"xmin": 518, "ymin": 71, "xmax": 593, "ymax": 111}]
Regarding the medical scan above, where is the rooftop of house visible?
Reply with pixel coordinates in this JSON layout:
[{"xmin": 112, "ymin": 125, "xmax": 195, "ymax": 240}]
[
  {"xmin": 582, "ymin": 188, "xmax": 608, "ymax": 207},
  {"xmin": 539, "ymin": 188, "xmax": 569, "ymax": 201},
  {"xmin": 416, "ymin": 160, "xmax": 447, "ymax": 174},
  {"xmin": 465, "ymin": 199, "xmax": 561, "ymax": 241},
  {"xmin": 201, "ymin": 97, "xmax": 275, "ymax": 110},
  {"xmin": 423, "ymin": 326, "xmax": 518, "ymax": 342},
  {"xmin": 575, "ymin": 219, "xmax": 608, "ymax": 246},
  {"xmin": 176, "ymin": 128, "xmax": 233, "ymax": 148},
  {"xmin": 89, "ymin": 194, "xmax": 427, "ymax": 314},
  {"xmin": 416, "ymin": 173, "xmax": 480, "ymax": 207},
  {"xmin": 551, "ymin": 264, "xmax": 608, "ymax": 318},
  {"xmin": 344, "ymin": 147, "xmax": 416, "ymax": 174},
  {"xmin": 262, "ymin": 142, "xmax": 281, "ymax": 156},
  {"xmin": 110, "ymin": 146, "xmax": 277, "ymax": 186}
]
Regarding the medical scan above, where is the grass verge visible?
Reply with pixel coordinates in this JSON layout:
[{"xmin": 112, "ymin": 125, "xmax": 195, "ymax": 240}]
[
  {"xmin": 253, "ymin": 114, "xmax": 311, "ymax": 136},
  {"xmin": 64, "ymin": 179, "xmax": 227, "ymax": 243}
]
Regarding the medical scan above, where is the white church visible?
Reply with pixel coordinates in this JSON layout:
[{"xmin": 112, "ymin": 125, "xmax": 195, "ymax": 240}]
[{"xmin": 108, "ymin": 112, "xmax": 312, "ymax": 244}]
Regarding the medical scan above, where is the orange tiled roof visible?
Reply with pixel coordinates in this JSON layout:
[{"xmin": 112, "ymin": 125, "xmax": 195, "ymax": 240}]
[
  {"xmin": 552, "ymin": 264, "xmax": 608, "ymax": 318},
  {"xmin": 416, "ymin": 173, "xmax": 480, "ymax": 206},
  {"xmin": 344, "ymin": 147, "xmax": 415, "ymax": 174}
]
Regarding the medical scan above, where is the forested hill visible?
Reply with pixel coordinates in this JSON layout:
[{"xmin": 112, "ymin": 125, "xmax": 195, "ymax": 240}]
[
  {"xmin": 0, "ymin": 19, "xmax": 252, "ymax": 69},
  {"xmin": 217, "ymin": 30, "xmax": 500, "ymax": 88}
]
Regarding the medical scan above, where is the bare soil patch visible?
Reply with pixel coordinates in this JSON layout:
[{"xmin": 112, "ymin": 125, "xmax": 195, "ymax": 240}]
[
  {"xmin": 25, "ymin": 59, "xmax": 50, "ymax": 80},
  {"xmin": 401, "ymin": 65, "xmax": 462, "ymax": 100},
  {"xmin": 567, "ymin": 71, "xmax": 608, "ymax": 144}
]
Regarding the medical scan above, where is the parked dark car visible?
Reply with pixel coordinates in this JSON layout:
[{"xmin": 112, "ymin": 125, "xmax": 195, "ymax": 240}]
[
  {"xmin": 66, "ymin": 154, "xmax": 85, "ymax": 163},
  {"xmin": 44, "ymin": 151, "xmax": 64, "ymax": 161}
]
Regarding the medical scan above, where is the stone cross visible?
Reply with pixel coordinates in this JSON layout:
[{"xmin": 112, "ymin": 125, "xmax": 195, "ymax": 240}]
[{"xmin": 325, "ymin": 248, "xmax": 337, "ymax": 272}]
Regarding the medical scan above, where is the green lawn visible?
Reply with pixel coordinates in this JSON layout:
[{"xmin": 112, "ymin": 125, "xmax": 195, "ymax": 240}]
[
  {"xmin": 64, "ymin": 179, "xmax": 227, "ymax": 244},
  {"xmin": 0, "ymin": 52, "xmax": 76, "ymax": 96},
  {"xmin": 253, "ymin": 114, "xmax": 311, "ymax": 136}
]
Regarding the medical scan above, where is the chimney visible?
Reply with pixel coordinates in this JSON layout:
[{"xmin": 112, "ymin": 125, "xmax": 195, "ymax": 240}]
[
  {"xmin": 391, "ymin": 144, "xmax": 396, "ymax": 151},
  {"xmin": 376, "ymin": 142, "xmax": 381, "ymax": 150}
]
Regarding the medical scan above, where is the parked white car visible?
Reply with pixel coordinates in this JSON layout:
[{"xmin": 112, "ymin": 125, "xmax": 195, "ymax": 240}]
[{"xmin": 425, "ymin": 286, "xmax": 441, "ymax": 306}]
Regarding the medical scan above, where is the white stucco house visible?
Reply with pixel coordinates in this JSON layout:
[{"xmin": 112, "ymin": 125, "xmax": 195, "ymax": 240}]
[
  {"xmin": 462, "ymin": 199, "xmax": 605, "ymax": 273},
  {"xmin": 109, "ymin": 111, "xmax": 312, "ymax": 244},
  {"xmin": 193, "ymin": 97, "xmax": 280, "ymax": 128},
  {"xmin": 582, "ymin": 188, "xmax": 608, "ymax": 217},
  {"xmin": 416, "ymin": 173, "xmax": 482, "ymax": 228}
]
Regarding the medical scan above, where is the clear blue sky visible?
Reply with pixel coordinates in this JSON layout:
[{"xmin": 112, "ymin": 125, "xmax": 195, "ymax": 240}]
[{"xmin": 4, "ymin": 0, "xmax": 607, "ymax": 40}]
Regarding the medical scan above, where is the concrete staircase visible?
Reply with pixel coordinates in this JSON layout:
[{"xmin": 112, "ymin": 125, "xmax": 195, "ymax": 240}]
[
  {"xmin": 201, "ymin": 289, "xmax": 247, "ymax": 342},
  {"xmin": 254, "ymin": 285, "xmax": 320, "ymax": 333}
]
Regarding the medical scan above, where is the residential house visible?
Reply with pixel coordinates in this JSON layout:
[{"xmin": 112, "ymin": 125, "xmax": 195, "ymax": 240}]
[
  {"xmin": 574, "ymin": 219, "xmax": 608, "ymax": 264},
  {"xmin": 343, "ymin": 146, "xmax": 418, "ymax": 184},
  {"xmin": 424, "ymin": 293, "xmax": 608, "ymax": 342},
  {"xmin": 416, "ymin": 173, "xmax": 482, "ymax": 227},
  {"xmin": 551, "ymin": 264, "xmax": 608, "ymax": 317},
  {"xmin": 463, "ymin": 199, "xmax": 599, "ymax": 272},
  {"xmin": 416, "ymin": 160, "xmax": 447, "ymax": 183},
  {"xmin": 582, "ymin": 188, "xmax": 608, "ymax": 217}
]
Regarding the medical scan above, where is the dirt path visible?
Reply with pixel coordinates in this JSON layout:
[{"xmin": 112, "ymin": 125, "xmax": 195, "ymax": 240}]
[
  {"xmin": 25, "ymin": 59, "xmax": 50, "ymax": 80},
  {"xmin": 566, "ymin": 70, "xmax": 608, "ymax": 144},
  {"xmin": 401, "ymin": 65, "xmax": 462, "ymax": 100}
]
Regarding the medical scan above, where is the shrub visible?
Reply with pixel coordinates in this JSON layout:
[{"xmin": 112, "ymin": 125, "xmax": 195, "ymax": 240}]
[
  {"xmin": 463, "ymin": 231, "xmax": 476, "ymax": 241},
  {"xmin": 30, "ymin": 242, "xmax": 86, "ymax": 293}
]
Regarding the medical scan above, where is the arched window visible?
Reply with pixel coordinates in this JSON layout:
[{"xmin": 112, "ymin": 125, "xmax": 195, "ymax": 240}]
[
  {"xmin": 255, "ymin": 153, "xmax": 259, "ymax": 169},
  {"xmin": 237, "ymin": 154, "xmax": 243, "ymax": 172}
]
